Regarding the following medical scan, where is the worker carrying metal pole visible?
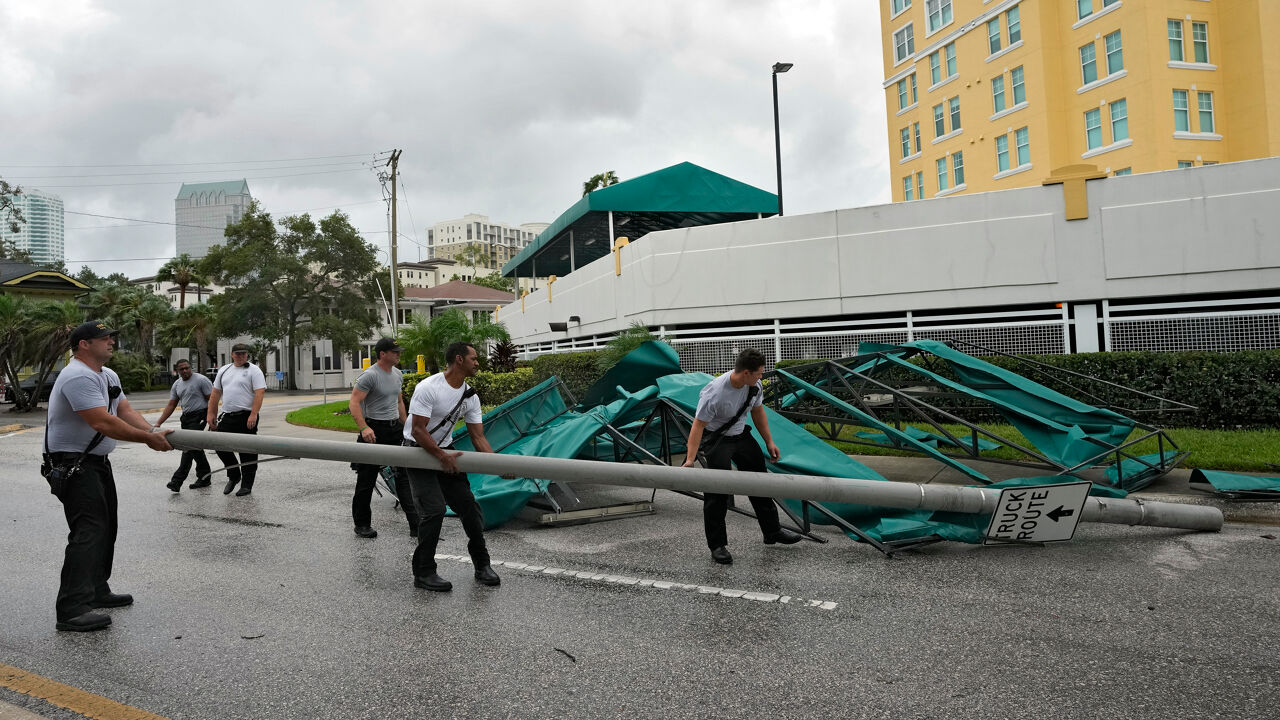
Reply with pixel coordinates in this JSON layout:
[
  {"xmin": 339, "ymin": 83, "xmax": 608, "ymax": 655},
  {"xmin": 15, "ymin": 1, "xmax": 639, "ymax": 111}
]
[{"xmin": 165, "ymin": 430, "xmax": 1224, "ymax": 534}]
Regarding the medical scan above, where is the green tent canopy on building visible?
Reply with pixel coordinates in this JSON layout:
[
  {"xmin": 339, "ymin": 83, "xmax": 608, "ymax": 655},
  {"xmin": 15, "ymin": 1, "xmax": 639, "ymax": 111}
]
[{"xmin": 501, "ymin": 162, "xmax": 778, "ymax": 281}]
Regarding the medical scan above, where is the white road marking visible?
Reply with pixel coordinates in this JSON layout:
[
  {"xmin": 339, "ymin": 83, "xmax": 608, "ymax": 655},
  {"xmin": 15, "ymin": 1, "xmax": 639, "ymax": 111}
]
[{"xmin": 435, "ymin": 554, "xmax": 838, "ymax": 611}]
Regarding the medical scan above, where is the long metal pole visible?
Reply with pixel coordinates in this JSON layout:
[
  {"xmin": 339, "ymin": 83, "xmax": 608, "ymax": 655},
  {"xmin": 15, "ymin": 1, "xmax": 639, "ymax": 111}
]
[
  {"xmin": 387, "ymin": 149, "xmax": 401, "ymax": 334},
  {"xmin": 772, "ymin": 71, "xmax": 783, "ymax": 217},
  {"xmin": 167, "ymin": 430, "xmax": 1223, "ymax": 533}
]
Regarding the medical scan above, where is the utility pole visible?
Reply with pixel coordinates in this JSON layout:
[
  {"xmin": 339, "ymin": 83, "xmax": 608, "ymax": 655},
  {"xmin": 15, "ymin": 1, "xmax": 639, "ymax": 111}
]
[{"xmin": 386, "ymin": 149, "xmax": 402, "ymax": 334}]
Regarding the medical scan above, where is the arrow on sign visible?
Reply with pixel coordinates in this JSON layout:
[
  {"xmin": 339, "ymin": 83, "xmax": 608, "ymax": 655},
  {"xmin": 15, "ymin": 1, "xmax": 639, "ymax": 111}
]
[{"xmin": 1047, "ymin": 505, "xmax": 1075, "ymax": 522}]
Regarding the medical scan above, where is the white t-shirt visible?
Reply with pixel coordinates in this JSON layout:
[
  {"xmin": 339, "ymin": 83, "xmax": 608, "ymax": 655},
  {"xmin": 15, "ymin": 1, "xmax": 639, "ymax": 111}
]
[
  {"xmin": 213, "ymin": 363, "xmax": 266, "ymax": 412},
  {"xmin": 404, "ymin": 373, "xmax": 482, "ymax": 447},
  {"xmin": 695, "ymin": 371, "xmax": 764, "ymax": 437}
]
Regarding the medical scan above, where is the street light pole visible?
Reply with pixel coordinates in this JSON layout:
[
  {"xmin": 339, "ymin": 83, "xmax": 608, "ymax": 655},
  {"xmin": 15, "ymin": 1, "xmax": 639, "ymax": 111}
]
[{"xmin": 772, "ymin": 62, "xmax": 793, "ymax": 217}]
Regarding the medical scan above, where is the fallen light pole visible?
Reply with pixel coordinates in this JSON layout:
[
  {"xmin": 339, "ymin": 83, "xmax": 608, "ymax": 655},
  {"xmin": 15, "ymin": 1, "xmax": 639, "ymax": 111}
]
[{"xmin": 167, "ymin": 430, "xmax": 1223, "ymax": 533}]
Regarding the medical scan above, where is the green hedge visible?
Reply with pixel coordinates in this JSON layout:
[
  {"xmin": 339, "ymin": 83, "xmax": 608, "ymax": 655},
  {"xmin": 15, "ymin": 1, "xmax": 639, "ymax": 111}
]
[
  {"xmin": 530, "ymin": 351, "xmax": 603, "ymax": 403},
  {"xmin": 400, "ymin": 367, "xmax": 538, "ymax": 408},
  {"xmin": 772, "ymin": 349, "xmax": 1280, "ymax": 429}
]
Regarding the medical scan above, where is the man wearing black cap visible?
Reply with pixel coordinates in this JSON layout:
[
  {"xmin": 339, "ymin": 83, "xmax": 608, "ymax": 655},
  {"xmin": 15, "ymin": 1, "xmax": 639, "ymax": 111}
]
[
  {"xmin": 46, "ymin": 321, "xmax": 173, "ymax": 632},
  {"xmin": 153, "ymin": 359, "xmax": 213, "ymax": 491},
  {"xmin": 206, "ymin": 343, "xmax": 267, "ymax": 496},
  {"xmin": 347, "ymin": 337, "xmax": 414, "ymax": 539}
]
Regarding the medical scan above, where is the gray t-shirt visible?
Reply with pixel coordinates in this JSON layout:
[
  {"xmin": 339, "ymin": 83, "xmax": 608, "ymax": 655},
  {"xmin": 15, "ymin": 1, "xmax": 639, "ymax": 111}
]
[
  {"xmin": 46, "ymin": 357, "xmax": 122, "ymax": 455},
  {"xmin": 694, "ymin": 371, "xmax": 764, "ymax": 437},
  {"xmin": 213, "ymin": 363, "xmax": 266, "ymax": 412},
  {"xmin": 353, "ymin": 364, "xmax": 403, "ymax": 421},
  {"xmin": 170, "ymin": 373, "xmax": 213, "ymax": 413}
]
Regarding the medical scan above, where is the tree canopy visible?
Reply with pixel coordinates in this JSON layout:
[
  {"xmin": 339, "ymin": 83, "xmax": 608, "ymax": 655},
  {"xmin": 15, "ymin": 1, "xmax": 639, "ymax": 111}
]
[
  {"xmin": 397, "ymin": 308, "xmax": 509, "ymax": 373},
  {"xmin": 200, "ymin": 202, "xmax": 380, "ymax": 389}
]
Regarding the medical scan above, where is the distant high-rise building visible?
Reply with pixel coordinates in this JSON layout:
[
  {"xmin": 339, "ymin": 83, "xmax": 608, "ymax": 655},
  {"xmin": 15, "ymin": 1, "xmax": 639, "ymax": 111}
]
[
  {"xmin": 879, "ymin": 0, "xmax": 1280, "ymax": 201},
  {"xmin": 0, "ymin": 187, "xmax": 64, "ymax": 267},
  {"xmin": 425, "ymin": 213, "xmax": 548, "ymax": 269},
  {"xmin": 174, "ymin": 180, "xmax": 253, "ymax": 258}
]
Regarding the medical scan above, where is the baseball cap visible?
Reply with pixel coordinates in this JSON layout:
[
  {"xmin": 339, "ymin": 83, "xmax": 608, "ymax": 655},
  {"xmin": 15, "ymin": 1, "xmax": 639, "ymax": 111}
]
[
  {"xmin": 374, "ymin": 337, "xmax": 403, "ymax": 354},
  {"xmin": 69, "ymin": 320, "xmax": 119, "ymax": 349},
  {"xmin": 231, "ymin": 343, "xmax": 250, "ymax": 353}
]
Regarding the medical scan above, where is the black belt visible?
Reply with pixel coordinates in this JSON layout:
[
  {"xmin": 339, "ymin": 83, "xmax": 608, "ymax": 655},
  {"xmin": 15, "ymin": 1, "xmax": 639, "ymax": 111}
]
[
  {"xmin": 402, "ymin": 439, "xmax": 453, "ymax": 450},
  {"xmin": 49, "ymin": 451, "xmax": 108, "ymax": 464},
  {"xmin": 222, "ymin": 409, "xmax": 251, "ymax": 416},
  {"xmin": 367, "ymin": 418, "xmax": 401, "ymax": 426}
]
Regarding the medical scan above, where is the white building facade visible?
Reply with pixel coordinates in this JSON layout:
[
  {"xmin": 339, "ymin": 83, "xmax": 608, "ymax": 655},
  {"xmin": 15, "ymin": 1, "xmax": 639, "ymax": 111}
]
[
  {"xmin": 1, "ymin": 187, "xmax": 64, "ymax": 267},
  {"xmin": 425, "ymin": 213, "xmax": 548, "ymax": 270},
  {"xmin": 498, "ymin": 158, "xmax": 1280, "ymax": 374}
]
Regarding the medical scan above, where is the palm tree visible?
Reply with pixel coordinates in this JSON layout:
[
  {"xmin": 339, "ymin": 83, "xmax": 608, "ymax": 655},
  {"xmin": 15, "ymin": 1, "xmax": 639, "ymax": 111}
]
[
  {"xmin": 582, "ymin": 170, "xmax": 620, "ymax": 196},
  {"xmin": 155, "ymin": 253, "xmax": 207, "ymax": 309},
  {"xmin": 168, "ymin": 303, "xmax": 218, "ymax": 372},
  {"xmin": 134, "ymin": 295, "xmax": 175, "ymax": 364},
  {"xmin": 398, "ymin": 308, "xmax": 509, "ymax": 373},
  {"xmin": 0, "ymin": 294, "xmax": 30, "ymax": 406}
]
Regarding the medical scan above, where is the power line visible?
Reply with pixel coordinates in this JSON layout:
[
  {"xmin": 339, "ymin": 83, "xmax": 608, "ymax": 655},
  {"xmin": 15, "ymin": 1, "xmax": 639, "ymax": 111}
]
[
  {"xmin": 0, "ymin": 151, "xmax": 392, "ymax": 169},
  {"xmin": 29, "ymin": 166, "xmax": 375, "ymax": 189},
  {"xmin": 5, "ymin": 160, "xmax": 373, "ymax": 180},
  {"xmin": 64, "ymin": 199, "xmax": 385, "ymax": 230}
]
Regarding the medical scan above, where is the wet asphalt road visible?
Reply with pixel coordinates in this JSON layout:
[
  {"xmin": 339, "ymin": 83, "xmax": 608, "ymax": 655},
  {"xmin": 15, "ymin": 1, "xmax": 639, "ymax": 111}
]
[{"xmin": 1, "ymin": 397, "xmax": 1278, "ymax": 719}]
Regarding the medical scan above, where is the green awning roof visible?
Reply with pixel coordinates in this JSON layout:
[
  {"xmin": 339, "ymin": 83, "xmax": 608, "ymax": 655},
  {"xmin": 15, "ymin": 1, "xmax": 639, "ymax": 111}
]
[{"xmin": 501, "ymin": 162, "xmax": 777, "ymax": 279}]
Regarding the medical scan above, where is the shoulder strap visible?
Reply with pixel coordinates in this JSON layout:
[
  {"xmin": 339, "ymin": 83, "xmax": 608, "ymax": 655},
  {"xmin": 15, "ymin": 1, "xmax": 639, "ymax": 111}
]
[
  {"xmin": 428, "ymin": 383, "xmax": 476, "ymax": 437},
  {"xmin": 700, "ymin": 383, "xmax": 759, "ymax": 453}
]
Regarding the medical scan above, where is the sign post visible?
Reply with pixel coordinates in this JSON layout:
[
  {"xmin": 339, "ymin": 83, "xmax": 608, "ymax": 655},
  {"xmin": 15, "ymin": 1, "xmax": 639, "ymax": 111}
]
[{"xmin": 984, "ymin": 481, "xmax": 1091, "ymax": 545}]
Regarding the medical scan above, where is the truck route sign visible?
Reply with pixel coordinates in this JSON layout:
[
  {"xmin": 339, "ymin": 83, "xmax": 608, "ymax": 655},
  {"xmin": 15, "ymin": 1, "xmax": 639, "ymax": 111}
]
[{"xmin": 984, "ymin": 480, "xmax": 1091, "ymax": 545}]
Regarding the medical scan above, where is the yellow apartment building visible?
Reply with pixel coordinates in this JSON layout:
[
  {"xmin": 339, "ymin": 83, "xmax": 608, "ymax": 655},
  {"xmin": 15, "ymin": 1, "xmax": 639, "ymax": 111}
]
[{"xmin": 879, "ymin": 0, "xmax": 1280, "ymax": 201}]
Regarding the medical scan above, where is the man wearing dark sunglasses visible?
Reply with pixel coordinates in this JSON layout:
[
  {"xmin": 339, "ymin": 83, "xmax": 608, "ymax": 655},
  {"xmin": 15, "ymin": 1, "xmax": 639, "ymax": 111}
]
[{"xmin": 46, "ymin": 320, "xmax": 174, "ymax": 632}]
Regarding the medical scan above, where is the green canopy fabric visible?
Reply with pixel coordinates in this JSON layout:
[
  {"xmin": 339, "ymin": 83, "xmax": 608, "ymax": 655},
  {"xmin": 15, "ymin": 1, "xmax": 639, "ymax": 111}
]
[
  {"xmin": 501, "ymin": 162, "xmax": 777, "ymax": 279},
  {"xmin": 1189, "ymin": 469, "xmax": 1280, "ymax": 496}
]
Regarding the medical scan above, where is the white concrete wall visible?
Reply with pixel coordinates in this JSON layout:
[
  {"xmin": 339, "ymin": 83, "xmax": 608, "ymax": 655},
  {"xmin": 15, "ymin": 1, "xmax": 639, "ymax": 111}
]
[{"xmin": 497, "ymin": 158, "xmax": 1280, "ymax": 346}]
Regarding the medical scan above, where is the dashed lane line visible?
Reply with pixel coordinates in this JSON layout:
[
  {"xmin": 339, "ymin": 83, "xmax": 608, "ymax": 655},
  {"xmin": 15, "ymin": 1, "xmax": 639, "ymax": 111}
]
[
  {"xmin": 0, "ymin": 663, "xmax": 169, "ymax": 720},
  {"xmin": 435, "ymin": 554, "xmax": 839, "ymax": 611}
]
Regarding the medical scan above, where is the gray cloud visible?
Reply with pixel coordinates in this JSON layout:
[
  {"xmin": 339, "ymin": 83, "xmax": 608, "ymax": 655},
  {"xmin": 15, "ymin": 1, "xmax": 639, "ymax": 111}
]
[{"xmin": 0, "ymin": 0, "xmax": 889, "ymax": 278}]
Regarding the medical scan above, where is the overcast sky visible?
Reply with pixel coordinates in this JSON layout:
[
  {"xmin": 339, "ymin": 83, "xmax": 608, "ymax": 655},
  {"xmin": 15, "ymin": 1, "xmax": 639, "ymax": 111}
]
[{"xmin": 1, "ymin": 0, "xmax": 888, "ymax": 279}]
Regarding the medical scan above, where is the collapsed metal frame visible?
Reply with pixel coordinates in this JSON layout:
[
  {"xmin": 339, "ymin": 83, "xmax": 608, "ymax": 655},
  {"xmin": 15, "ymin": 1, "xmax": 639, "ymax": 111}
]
[
  {"xmin": 766, "ymin": 339, "xmax": 1193, "ymax": 489},
  {"xmin": 586, "ymin": 396, "xmax": 949, "ymax": 555}
]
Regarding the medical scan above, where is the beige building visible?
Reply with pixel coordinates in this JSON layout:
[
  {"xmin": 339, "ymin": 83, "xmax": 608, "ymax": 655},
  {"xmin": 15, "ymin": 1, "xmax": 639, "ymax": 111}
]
[
  {"xmin": 426, "ymin": 213, "xmax": 548, "ymax": 270},
  {"xmin": 879, "ymin": 0, "xmax": 1280, "ymax": 201}
]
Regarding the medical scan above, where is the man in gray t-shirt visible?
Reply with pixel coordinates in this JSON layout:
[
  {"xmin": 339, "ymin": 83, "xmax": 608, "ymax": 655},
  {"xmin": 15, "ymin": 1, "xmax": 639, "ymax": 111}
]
[
  {"xmin": 154, "ymin": 359, "xmax": 214, "ymax": 491},
  {"xmin": 681, "ymin": 348, "xmax": 802, "ymax": 566},
  {"xmin": 46, "ymin": 320, "xmax": 173, "ymax": 632},
  {"xmin": 347, "ymin": 337, "xmax": 410, "ymax": 539}
]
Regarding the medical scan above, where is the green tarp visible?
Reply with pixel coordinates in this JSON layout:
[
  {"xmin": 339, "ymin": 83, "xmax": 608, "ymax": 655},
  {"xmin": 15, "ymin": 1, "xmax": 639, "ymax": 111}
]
[{"xmin": 1189, "ymin": 469, "xmax": 1280, "ymax": 497}]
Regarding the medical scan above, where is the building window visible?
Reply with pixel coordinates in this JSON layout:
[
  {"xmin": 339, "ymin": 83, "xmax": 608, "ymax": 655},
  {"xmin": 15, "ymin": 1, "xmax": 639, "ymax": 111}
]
[
  {"xmin": 929, "ymin": 51, "xmax": 942, "ymax": 84},
  {"xmin": 1198, "ymin": 91, "xmax": 1214, "ymax": 133},
  {"xmin": 903, "ymin": 174, "xmax": 915, "ymax": 201},
  {"xmin": 1178, "ymin": 160, "xmax": 1194, "ymax": 169},
  {"xmin": 987, "ymin": 18, "xmax": 1001, "ymax": 55},
  {"xmin": 926, "ymin": 0, "xmax": 952, "ymax": 32},
  {"xmin": 1105, "ymin": 31, "xmax": 1123, "ymax": 74},
  {"xmin": 1110, "ymin": 99, "xmax": 1128, "ymax": 141},
  {"xmin": 897, "ymin": 77, "xmax": 910, "ymax": 110},
  {"xmin": 1115, "ymin": 168, "xmax": 1132, "ymax": 176},
  {"xmin": 892, "ymin": 0, "xmax": 911, "ymax": 13},
  {"xmin": 933, "ymin": 103, "xmax": 946, "ymax": 136},
  {"xmin": 901, "ymin": 127, "xmax": 912, "ymax": 158},
  {"xmin": 952, "ymin": 150, "xmax": 964, "ymax": 186},
  {"xmin": 936, "ymin": 157, "xmax": 949, "ymax": 192},
  {"xmin": 913, "ymin": 122, "xmax": 922, "ymax": 153},
  {"xmin": 1007, "ymin": 6, "xmax": 1021, "ymax": 45},
  {"xmin": 1080, "ymin": 43, "xmax": 1097, "ymax": 85},
  {"xmin": 945, "ymin": 42, "xmax": 957, "ymax": 77},
  {"xmin": 1077, "ymin": 0, "xmax": 1092, "ymax": 20},
  {"xmin": 916, "ymin": 171, "xmax": 925, "ymax": 198},
  {"xmin": 948, "ymin": 96, "xmax": 961, "ymax": 132},
  {"xmin": 992, "ymin": 75, "xmax": 1006, "ymax": 113},
  {"xmin": 1168, "ymin": 20, "xmax": 1184, "ymax": 62},
  {"xmin": 1173, "ymin": 89, "xmax": 1189, "ymax": 131},
  {"xmin": 1192, "ymin": 22, "xmax": 1209, "ymax": 63},
  {"xmin": 1085, "ymin": 108, "xmax": 1103, "ymax": 149},
  {"xmin": 995, "ymin": 135, "xmax": 1010, "ymax": 172},
  {"xmin": 894, "ymin": 24, "xmax": 915, "ymax": 62},
  {"xmin": 1011, "ymin": 66, "xmax": 1026, "ymax": 104},
  {"xmin": 1015, "ymin": 127, "xmax": 1030, "ymax": 165},
  {"xmin": 911, "ymin": 73, "xmax": 918, "ymax": 104}
]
